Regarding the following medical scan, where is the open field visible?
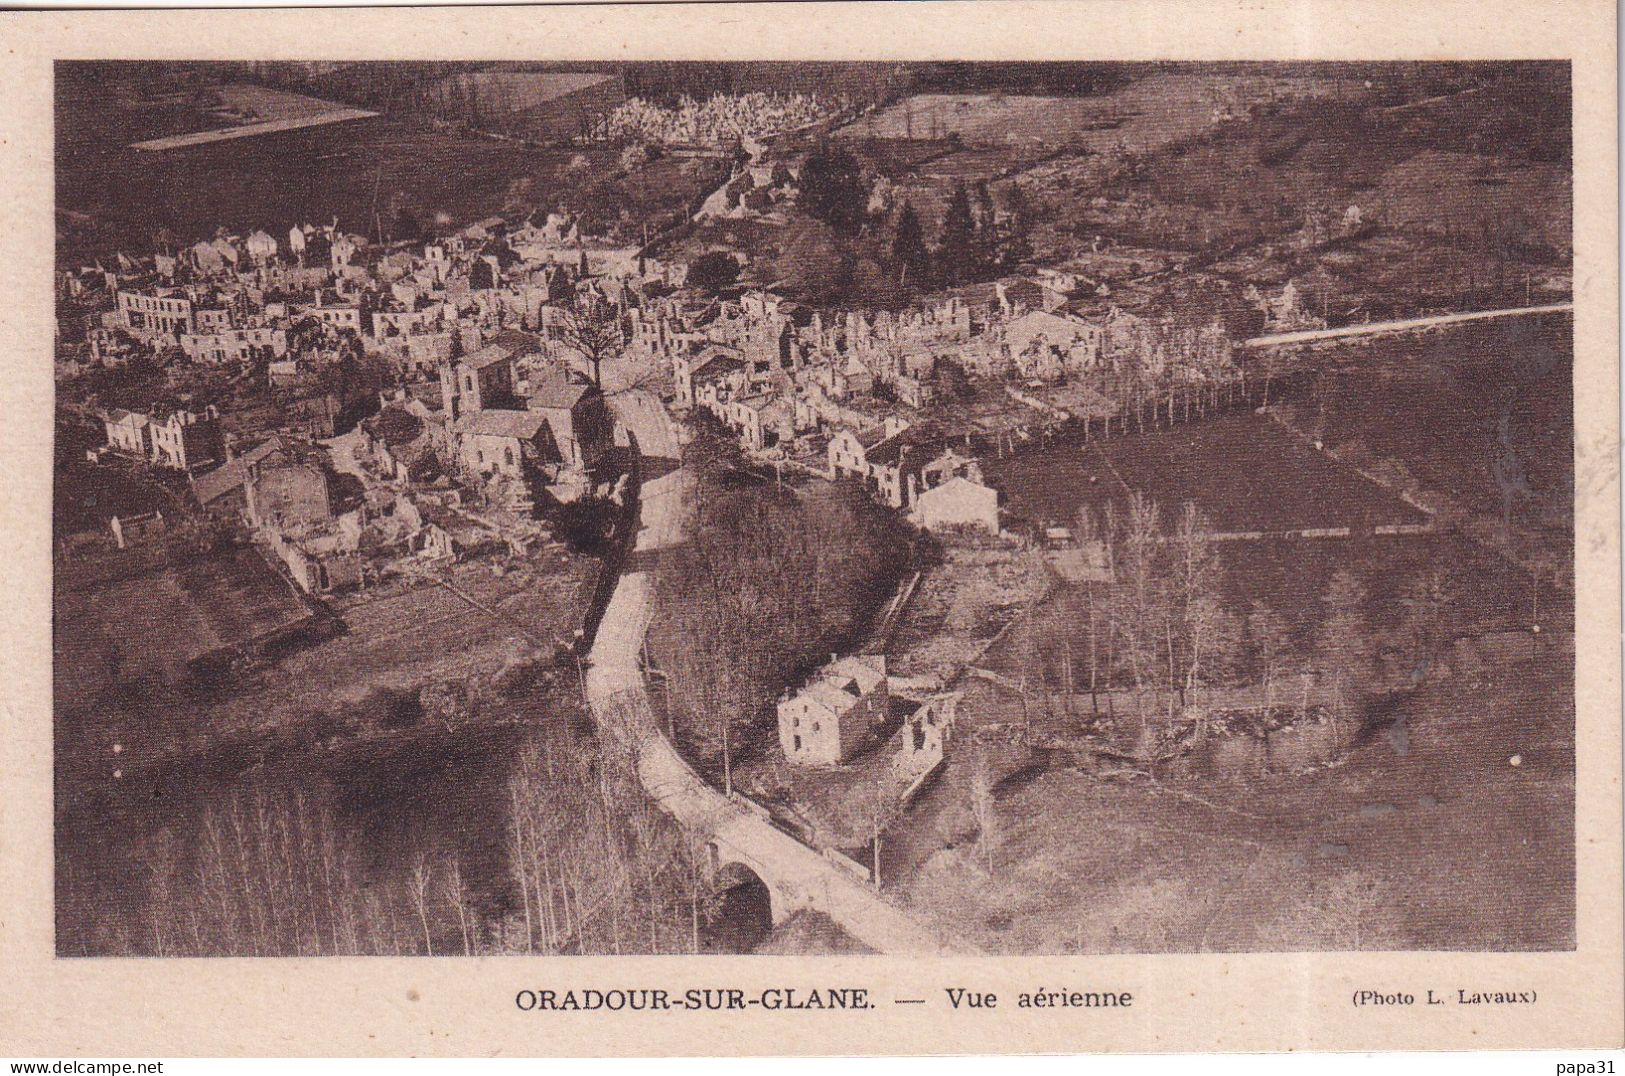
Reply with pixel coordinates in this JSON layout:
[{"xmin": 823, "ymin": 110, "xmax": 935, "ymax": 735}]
[
  {"xmin": 839, "ymin": 74, "xmax": 1343, "ymax": 152},
  {"xmin": 841, "ymin": 73, "xmax": 1346, "ymax": 246},
  {"xmin": 59, "ymin": 97, "xmax": 573, "ymax": 260},
  {"xmin": 983, "ymin": 412, "xmax": 1427, "ymax": 534},
  {"xmin": 54, "ymin": 475, "xmax": 604, "ymax": 957},
  {"xmin": 428, "ymin": 70, "xmax": 617, "ymax": 113},
  {"xmin": 1369, "ymin": 150, "xmax": 1571, "ymax": 254},
  {"xmin": 52, "ymin": 543, "xmax": 600, "ymax": 960},
  {"xmin": 1002, "ymin": 66, "xmax": 1570, "ymax": 316},
  {"xmin": 54, "ymin": 545, "xmax": 316, "ymax": 711},
  {"xmin": 1279, "ymin": 316, "xmax": 1575, "ymax": 541},
  {"xmin": 57, "ymin": 68, "xmax": 720, "ymax": 258},
  {"xmin": 54, "ymin": 543, "xmax": 598, "ymax": 797},
  {"xmin": 130, "ymin": 83, "xmax": 379, "ymax": 151},
  {"xmin": 210, "ymin": 551, "xmax": 597, "ymax": 729},
  {"xmin": 130, "ymin": 110, "xmax": 378, "ymax": 152}
]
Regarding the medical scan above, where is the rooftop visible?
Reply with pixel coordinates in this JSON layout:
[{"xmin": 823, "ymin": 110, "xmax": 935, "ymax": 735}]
[
  {"xmin": 462, "ymin": 344, "xmax": 515, "ymax": 371},
  {"xmin": 191, "ymin": 436, "xmax": 287, "ymax": 504},
  {"xmin": 457, "ymin": 409, "xmax": 549, "ymax": 441},
  {"xmin": 528, "ymin": 376, "xmax": 592, "ymax": 411},
  {"xmin": 368, "ymin": 406, "xmax": 425, "ymax": 447}
]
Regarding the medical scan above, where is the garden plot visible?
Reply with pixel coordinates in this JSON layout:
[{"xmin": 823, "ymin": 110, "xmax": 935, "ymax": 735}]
[{"xmin": 984, "ymin": 413, "xmax": 1428, "ymax": 535}]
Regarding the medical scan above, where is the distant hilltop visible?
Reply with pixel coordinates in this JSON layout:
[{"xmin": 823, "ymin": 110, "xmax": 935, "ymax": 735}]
[{"xmin": 419, "ymin": 70, "xmax": 625, "ymax": 144}]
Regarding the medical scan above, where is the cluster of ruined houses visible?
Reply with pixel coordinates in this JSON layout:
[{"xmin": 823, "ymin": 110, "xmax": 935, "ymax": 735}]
[
  {"xmin": 70, "ymin": 199, "xmax": 1282, "ymax": 604},
  {"xmin": 181, "ymin": 430, "xmax": 500, "ymax": 596},
  {"xmin": 74, "ymin": 211, "xmax": 646, "ymax": 593},
  {"xmin": 654, "ymin": 269, "xmax": 1238, "ymax": 425},
  {"xmin": 99, "ymin": 333, "xmax": 614, "ymax": 595},
  {"xmin": 74, "ymin": 211, "xmax": 1046, "ymax": 547},
  {"xmin": 640, "ymin": 278, "xmax": 1212, "ymax": 535},
  {"xmin": 183, "ymin": 433, "xmax": 361, "ymax": 593},
  {"xmin": 639, "ymin": 265, "xmax": 1322, "ymax": 527},
  {"xmin": 59, "ymin": 209, "xmax": 676, "ymax": 384}
]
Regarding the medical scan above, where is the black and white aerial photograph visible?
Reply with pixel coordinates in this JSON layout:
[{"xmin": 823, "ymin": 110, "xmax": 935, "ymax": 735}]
[{"xmin": 53, "ymin": 59, "xmax": 1575, "ymax": 958}]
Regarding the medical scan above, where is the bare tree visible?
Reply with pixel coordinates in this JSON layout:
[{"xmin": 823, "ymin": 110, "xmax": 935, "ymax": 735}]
[
  {"xmin": 1246, "ymin": 600, "xmax": 1294, "ymax": 712},
  {"xmin": 553, "ymin": 295, "xmax": 625, "ymax": 388},
  {"xmin": 145, "ymin": 827, "xmax": 180, "ymax": 957},
  {"xmin": 503, "ymin": 725, "xmax": 703, "ymax": 956},
  {"xmin": 409, "ymin": 853, "xmax": 434, "ymax": 956},
  {"xmin": 506, "ymin": 777, "xmax": 536, "ymax": 952},
  {"xmin": 866, "ymin": 774, "xmax": 903, "ymax": 892},
  {"xmin": 678, "ymin": 827, "xmax": 723, "ymax": 954},
  {"xmin": 967, "ymin": 750, "xmax": 999, "ymax": 875},
  {"xmin": 1170, "ymin": 503, "xmax": 1237, "ymax": 735},
  {"xmin": 1318, "ymin": 568, "xmax": 1372, "ymax": 744},
  {"xmin": 1109, "ymin": 492, "xmax": 1168, "ymax": 745},
  {"xmin": 442, "ymin": 853, "xmax": 472, "ymax": 956}
]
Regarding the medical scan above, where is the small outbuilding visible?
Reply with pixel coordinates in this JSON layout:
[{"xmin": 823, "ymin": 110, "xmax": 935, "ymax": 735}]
[{"xmin": 915, "ymin": 475, "xmax": 1000, "ymax": 535}]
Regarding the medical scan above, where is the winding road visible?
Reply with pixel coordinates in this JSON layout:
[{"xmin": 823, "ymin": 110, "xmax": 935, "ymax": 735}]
[{"xmin": 583, "ymin": 388, "xmax": 964, "ymax": 955}]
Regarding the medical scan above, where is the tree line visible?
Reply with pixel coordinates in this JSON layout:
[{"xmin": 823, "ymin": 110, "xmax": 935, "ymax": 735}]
[
  {"xmin": 1011, "ymin": 494, "xmax": 1459, "ymax": 756},
  {"xmin": 56, "ymin": 667, "xmax": 729, "ymax": 957},
  {"xmin": 775, "ymin": 144, "xmax": 1035, "ymax": 307}
]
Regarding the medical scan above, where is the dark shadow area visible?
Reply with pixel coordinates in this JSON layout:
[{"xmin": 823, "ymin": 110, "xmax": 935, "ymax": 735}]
[{"xmin": 703, "ymin": 865, "xmax": 773, "ymax": 953}]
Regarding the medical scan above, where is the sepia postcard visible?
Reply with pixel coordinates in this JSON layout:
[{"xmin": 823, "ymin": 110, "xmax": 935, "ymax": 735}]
[{"xmin": 0, "ymin": 0, "xmax": 1619, "ymax": 1058}]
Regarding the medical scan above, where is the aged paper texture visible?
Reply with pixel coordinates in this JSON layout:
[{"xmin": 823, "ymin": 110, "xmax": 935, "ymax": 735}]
[{"xmin": 0, "ymin": 0, "xmax": 1618, "ymax": 1057}]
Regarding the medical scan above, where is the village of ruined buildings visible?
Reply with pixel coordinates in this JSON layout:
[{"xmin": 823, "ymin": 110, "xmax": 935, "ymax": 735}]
[{"xmin": 54, "ymin": 62, "xmax": 1575, "ymax": 957}]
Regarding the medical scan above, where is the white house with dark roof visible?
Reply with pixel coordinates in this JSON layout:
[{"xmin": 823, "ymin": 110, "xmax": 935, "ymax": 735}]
[
  {"xmin": 105, "ymin": 406, "xmax": 224, "ymax": 471},
  {"xmin": 103, "ymin": 409, "xmax": 152, "ymax": 457}
]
